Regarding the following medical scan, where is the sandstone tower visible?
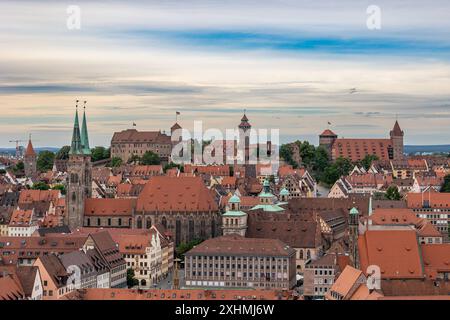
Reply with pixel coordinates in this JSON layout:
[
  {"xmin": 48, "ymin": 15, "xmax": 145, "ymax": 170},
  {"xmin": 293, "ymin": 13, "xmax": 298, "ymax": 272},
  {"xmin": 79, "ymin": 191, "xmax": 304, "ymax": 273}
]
[
  {"xmin": 65, "ymin": 102, "xmax": 92, "ymax": 229},
  {"xmin": 24, "ymin": 136, "xmax": 37, "ymax": 177},
  {"xmin": 390, "ymin": 120, "xmax": 404, "ymax": 160}
]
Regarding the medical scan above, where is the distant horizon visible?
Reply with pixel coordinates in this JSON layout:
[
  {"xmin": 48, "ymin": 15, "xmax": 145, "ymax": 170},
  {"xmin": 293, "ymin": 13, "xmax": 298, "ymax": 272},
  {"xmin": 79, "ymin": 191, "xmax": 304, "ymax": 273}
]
[{"xmin": 1, "ymin": 1, "xmax": 449, "ymax": 146}]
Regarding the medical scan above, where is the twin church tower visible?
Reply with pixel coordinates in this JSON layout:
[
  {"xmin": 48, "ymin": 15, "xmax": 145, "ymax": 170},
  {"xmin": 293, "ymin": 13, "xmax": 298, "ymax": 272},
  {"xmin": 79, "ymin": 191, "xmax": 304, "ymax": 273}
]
[{"xmin": 64, "ymin": 101, "xmax": 92, "ymax": 229}]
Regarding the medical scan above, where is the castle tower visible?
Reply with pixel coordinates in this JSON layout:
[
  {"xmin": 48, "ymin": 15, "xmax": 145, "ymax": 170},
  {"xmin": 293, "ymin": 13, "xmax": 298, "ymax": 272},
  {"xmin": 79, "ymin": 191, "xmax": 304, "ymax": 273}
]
[
  {"xmin": 222, "ymin": 194, "xmax": 247, "ymax": 236},
  {"xmin": 238, "ymin": 112, "xmax": 252, "ymax": 163},
  {"xmin": 390, "ymin": 120, "xmax": 404, "ymax": 160},
  {"xmin": 348, "ymin": 207, "xmax": 360, "ymax": 269},
  {"xmin": 24, "ymin": 135, "xmax": 37, "ymax": 177},
  {"xmin": 319, "ymin": 129, "xmax": 337, "ymax": 159},
  {"xmin": 65, "ymin": 103, "xmax": 92, "ymax": 229}
]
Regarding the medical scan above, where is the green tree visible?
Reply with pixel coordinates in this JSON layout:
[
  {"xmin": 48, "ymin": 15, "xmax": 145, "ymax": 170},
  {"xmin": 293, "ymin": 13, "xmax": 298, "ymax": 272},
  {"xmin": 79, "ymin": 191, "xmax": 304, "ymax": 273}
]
[
  {"xmin": 176, "ymin": 238, "xmax": 203, "ymax": 260},
  {"xmin": 163, "ymin": 162, "xmax": 182, "ymax": 173},
  {"xmin": 320, "ymin": 157, "xmax": 353, "ymax": 186},
  {"xmin": 32, "ymin": 182, "xmax": 50, "ymax": 190},
  {"xmin": 127, "ymin": 154, "xmax": 140, "ymax": 164},
  {"xmin": 55, "ymin": 146, "xmax": 70, "ymax": 160},
  {"xmin": 140, "ymin": 151, "xmax": 160, "ymax": 165},
  {"xmin": 12, "ymin": 161, "xmax": 24, "ymax": 174},
  {"xmin": 297, "ymin": 141, "xmax": 315, "ymax": 166},
  {"xmin": 360, "ymin": 154, "xmax": 379, "ymax": 170},
  {"xmin": 91, "ymin": 146, "xmax": 111, "ymax": 162},
  {"xmin": 51, "ymin": 184, "xmax": 66, "ymax": 195},
  {"xmin": 126, "ymin": 268, "xmax": 139, "ymax": 288},
  {"xmin": 110, "ymin": 157, "xmax": 123, "ymax": 168},
  {"xmin": 37, "ymin": 151, "xmax": 55, "ymax": 172},
  {"xmin": 280, "ymin": 144, "xmax": 297, "ymax": 167},
  {"xmin": 386, "ymin": 185, "xmax": 401, "ymax": 200},
  {"xmin": 441, "ymin": 174, "xmax": 450, "ymax": 193},
  {"xmin": 312, "ymin": 146, "xmax": 330, "ymax": 172}
]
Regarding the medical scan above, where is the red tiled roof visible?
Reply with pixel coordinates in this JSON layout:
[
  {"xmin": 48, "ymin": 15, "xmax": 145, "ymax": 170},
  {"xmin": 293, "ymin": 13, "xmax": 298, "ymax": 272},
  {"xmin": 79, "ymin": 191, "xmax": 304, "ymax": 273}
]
[
  {"xmin": 320, "ymin": 129, "xmax": 337, "ymax": 136},
  {"xmin": 25, "ymin": 140, "xmax": 36, "ymax": 157},
  {"xmin": 136, "ymin": 176, "xmax": 218, "ymax": 212},
  {"xmin": 332, "ymin": 139, "xmax": 392, "ymax": 162},
  {"xmin": 329, "ymin": 265, "xmax": 363, "ymax": 298},
  {"xmin": 358, "ymin": 229, "xmax": 424, "ymax": 279},
  {"xmin": 18, "ymin": 190, "xmax": 60, "ymax": 204},
  {"xmin": 9, "ymin": 209, "xmax": 33, "ymax": 227},
  {"xmin": 111, "ymin": 129, "xmax": 171, "ymax": 144},
  {"xmin": 70, "ymin": 288, "xmax": 290, "ymax": 300},
  {"xmin": 421, "ymin": 244, "xmax": 450, "ymax": 280},
  {"xmin": 407, "ymin": 192, "xmax": 450, "ymax": 208},
  {"xmin": 0, "ymin": 275, "xmax": 24, "ymax": 300},
  {"xmin": 84, "ymin": 198, "xmax": 136, "ymax": 216}
]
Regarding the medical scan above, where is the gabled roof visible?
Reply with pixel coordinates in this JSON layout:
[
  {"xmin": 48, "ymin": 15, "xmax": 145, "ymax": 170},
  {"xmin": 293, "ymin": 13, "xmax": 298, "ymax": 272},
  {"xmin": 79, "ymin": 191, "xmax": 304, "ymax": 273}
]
[
  {"xmin": 84, "ymin": 198, "xmax": 135, "ymax": 216},
  {"xmin": 358, "ymin": 229, "xmax": 424, "ymax": 279},
  {"xmin": 328, "ymin": 265, "xmax": 364, "ymax": 299},
  {"xmin": 136, "ymin": 176, "xmax": 218, "ymax": 212},
  {"xmin": 0, "ymin": 275, "xmax": 24, "ymax": 300}
]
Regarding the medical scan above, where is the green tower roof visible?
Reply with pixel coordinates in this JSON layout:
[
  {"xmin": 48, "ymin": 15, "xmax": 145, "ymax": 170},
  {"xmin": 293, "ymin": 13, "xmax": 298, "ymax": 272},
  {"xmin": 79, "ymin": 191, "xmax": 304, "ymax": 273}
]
[
  {"xmin": 229, "ymin": 194, "xmax": 241, "ymax": 204},
  {"xmin": 280, "ymin": 188, "xmax": 289, "ymax": 196},
  {"xmin": 69, "ymin": 107, "xmax": 83, "ymax": 155},
  {"xmin": 350, "ymin": 207, "xmax": 359, "ymax": 215},
  {"xmin": 81, "ymin": 106, "xmax": 91, "ymax": 155}
]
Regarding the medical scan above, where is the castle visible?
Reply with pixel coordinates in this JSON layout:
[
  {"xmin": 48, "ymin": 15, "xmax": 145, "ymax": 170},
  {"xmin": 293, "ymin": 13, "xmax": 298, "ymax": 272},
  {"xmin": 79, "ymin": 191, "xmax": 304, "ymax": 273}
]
[{"xmin": 319, "ymin": 121, "xmax": 404, "ymax": 162}]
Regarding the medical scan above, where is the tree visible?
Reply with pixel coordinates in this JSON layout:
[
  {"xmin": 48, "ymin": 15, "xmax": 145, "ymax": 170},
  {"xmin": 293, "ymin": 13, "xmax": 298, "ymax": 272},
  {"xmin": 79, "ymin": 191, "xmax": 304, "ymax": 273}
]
[
  {"xmin": 163, "ymin": 162, "xmax": 182, "ymax": 173},
  {"xmin": 37, "ymin": 151, "xmax": 55, "ymax": 172},
  {"xmin": 56, "ymin": 146, "xmax": 70, "ymax": 160},
  {"xmin": 110, "ymin": 157, "xmax": 123, "ymax": 168},
  {"xmin": 312, "ymin": 146, "xmax": 330, "ymax": 172},
  {"xmin": 441, "ymin": 174, "xmax": 450, "ymax": 193},
  {"xmin": 176, "ymin": 238, "xmax": 203, "ymax": 260},
  {"xmin": 297, "ymin": 141, "xmax": 315, "ymax": 166},
  {"xmin": 280, "ymin": 144, "xmax": 297, "ymax": 168},
  {"xmin": 320, "ymin": 157, "xmax": 353, "ymax": 186},
  {"xmin": 126, "ymin": 268, "xmax": 139, "ymax": 288},
  {"xmin": 361, "ymin": 154, "xmax": 379, "ymax": 170},
  {"xmin": 140, "ymin": 151, "xmax": 160, "ymax": 165},
  {"xmin": 386, "ymin": 185, "xmax": 401, "ymax": 200},
  {"xmin": 12, "ymin": 161, "xmax": 24, "ymax": 174},
  {"xmin": 91, "ymin": 146, "xmax": 110, "ymax": 162},
  {"xmin": 51, "ymin": 184, "xmax": 66, "ymax": 195},
  {"xmin": 127, "ymin": 154, "xmax": 140, "ymax": 164},
  {"xmin": 32, "ymin": 182, "xmax": 50, "ymax": 190}
]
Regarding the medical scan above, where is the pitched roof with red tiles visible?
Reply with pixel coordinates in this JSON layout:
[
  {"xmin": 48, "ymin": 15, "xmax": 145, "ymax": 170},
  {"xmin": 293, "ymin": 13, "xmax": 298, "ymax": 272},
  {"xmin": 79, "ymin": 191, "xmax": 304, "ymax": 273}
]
[
  {"xmin": 84, "ymin": 198, "xmax": 136, "ymax": 216},
  {"xmin": 278, "ymin": 165, "xmax": 305, "ymax": 178},
  {"xmin": 18, "ymin": 189, "xmax": 60, "ymax": 204},
  {"xmin": 130, "ymin": 165, "xmax": 163, "ymax": 176},
  {"xmin": 111, "ymin": 129, "xmax": 171, "ymax": 144},
  {"xmin": 332, "ymin": 139, "xmax": 392, "ymax": 162},
  {"xmin": 320, "ymin": 129, "xmax": 337, "ymax": 137},
  {"xmin": 221, "ymin": 176, "xmax": 237, "ymax": 186},
  {"xmin": 407, "ymin": 192, "xmax": 450, "ymax": 209},
  {"xmin": 328, "ymin": 265, "xmax": 364, "ymax": 299},
  {"xmin": 184, "ymin": 164, "xmax": 230, "ymax": 177},
  {"xmin": 25, "ymin": 139, "xmax": 36, "ymax": 157},
  {"xmin": 0, "ymin": 275, "xmax": 24, "ymax": 300},
  {"xmin": 136, "ymin": 176, "xmax": 218, "ymax": 212},
  {"xmin": 8, "ymin": 209, "xmax": 34, "ymax": 227},
  {"xmin": 69, "ymin": 288, "xmax": 290, "ymax": 300},
  {"xmin": 186, "ymin": 234, "xmax": 295, "ymax": 257},
  {"xmin": 421, "ymin": 244, "xmax": 450, "ymax": 280},
  {"xmin": 358, "ymin": 229, "xmax": 424, "ymax": 279}
]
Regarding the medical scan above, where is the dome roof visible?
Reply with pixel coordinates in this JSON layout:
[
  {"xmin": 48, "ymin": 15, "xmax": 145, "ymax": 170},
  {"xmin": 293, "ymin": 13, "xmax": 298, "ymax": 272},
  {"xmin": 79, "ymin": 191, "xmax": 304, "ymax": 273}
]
[
  {"xmin": 229, "ymin": 194, "xmax": 241, "ymax": 204},
  {"xmin": 280, "ymin": 188, "xmax": 289, "ymax": 196}
]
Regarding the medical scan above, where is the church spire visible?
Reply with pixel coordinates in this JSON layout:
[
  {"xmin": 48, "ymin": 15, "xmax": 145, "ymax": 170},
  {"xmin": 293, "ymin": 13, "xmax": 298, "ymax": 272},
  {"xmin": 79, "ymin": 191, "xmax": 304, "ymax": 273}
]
[
  {"xmin": 80, "ymin": 100, "xmax": 91, "ymax": 155},
  {"xmin": 70, "ymin": 100, "xmax": 83, "ymax": 155}
]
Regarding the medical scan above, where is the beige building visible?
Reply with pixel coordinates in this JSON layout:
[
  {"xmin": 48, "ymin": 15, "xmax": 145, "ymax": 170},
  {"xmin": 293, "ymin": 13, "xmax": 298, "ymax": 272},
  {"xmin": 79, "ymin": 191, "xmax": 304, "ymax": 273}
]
[
  {"xmin": 184, "ymin": 235, "xmax": 297, "ymax": 290},
  {"xmin": 111, "ymin": 129, "xmax": 172, "ymax": 163}
]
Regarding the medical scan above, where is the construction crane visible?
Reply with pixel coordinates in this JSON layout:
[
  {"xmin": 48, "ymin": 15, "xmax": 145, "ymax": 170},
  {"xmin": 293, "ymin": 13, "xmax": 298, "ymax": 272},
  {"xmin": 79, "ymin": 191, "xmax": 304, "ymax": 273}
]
[{"xmin": 9, "ymin": 139, "xmax": 26, "ymax": 158}]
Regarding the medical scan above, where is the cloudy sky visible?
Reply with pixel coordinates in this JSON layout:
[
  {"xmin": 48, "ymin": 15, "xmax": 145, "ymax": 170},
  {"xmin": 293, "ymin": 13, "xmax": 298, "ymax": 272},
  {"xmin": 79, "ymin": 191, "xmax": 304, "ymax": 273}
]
[{"xmin": 1, "ymin": 0, "xmax": 450, "ymax": 148}]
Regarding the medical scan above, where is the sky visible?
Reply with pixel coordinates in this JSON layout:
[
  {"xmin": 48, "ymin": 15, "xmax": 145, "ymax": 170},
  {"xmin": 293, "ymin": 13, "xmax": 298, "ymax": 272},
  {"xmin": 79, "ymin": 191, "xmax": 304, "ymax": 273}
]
[{"xmin": 0, "ymin": 0, "xmax": 450, "ymax": 148}]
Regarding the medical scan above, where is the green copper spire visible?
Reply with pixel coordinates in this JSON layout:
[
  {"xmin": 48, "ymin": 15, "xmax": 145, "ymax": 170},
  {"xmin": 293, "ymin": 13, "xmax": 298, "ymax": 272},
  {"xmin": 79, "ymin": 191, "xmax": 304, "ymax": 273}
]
[
  {"xmin": 69, "ymin": 102, "xmax": 83, "ymax": 155},
  {"xmin": 80, "ymin": 101, "xmax": 91, "ymax": 155}
]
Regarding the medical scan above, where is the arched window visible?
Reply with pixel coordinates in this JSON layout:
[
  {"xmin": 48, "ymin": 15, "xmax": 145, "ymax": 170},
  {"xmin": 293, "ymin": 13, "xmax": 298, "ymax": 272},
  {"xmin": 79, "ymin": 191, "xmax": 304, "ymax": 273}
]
[
  {"xmin": 299, "ymin": 250, "xmax": 303, "ymax": 260},
  {"xmin": 136, "ymin": 216, "xmax": 143, "ymax": 229},
  {"xmin": 307, "ymin": 250, "xmax": 311, "ymax": 260},
  {"xmin": 161, "ymin": 216, "xmax": 167, "ymax": 229},
  {"xmin": 146, "ymin": 217, "xmax": 152, "ymax": 229}
]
